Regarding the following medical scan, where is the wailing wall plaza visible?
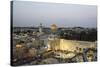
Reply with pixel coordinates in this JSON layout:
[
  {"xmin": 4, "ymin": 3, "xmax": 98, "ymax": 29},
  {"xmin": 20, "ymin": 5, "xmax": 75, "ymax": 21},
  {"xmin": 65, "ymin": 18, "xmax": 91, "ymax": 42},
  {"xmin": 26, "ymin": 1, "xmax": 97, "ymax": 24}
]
[{"xmin": 46, "ymin": 37, "xmax": 97, "ymax": 60}]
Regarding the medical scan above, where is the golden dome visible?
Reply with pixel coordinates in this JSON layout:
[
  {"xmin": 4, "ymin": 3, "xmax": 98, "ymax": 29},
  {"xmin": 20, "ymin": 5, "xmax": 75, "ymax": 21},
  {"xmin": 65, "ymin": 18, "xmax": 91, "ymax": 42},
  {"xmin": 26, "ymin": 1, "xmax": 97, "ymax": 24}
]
[{"xmin": 51, "ymin": 24, "xmax": 57, "ymax": 32}]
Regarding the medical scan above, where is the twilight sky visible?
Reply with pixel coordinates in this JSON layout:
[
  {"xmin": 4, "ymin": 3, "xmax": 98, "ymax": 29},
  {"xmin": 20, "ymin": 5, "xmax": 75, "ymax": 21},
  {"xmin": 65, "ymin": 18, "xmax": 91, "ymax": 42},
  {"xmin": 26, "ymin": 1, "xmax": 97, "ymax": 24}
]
[{"xmin": 13, "ymin": 1, "xmax": 97, "ymax": 28}]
